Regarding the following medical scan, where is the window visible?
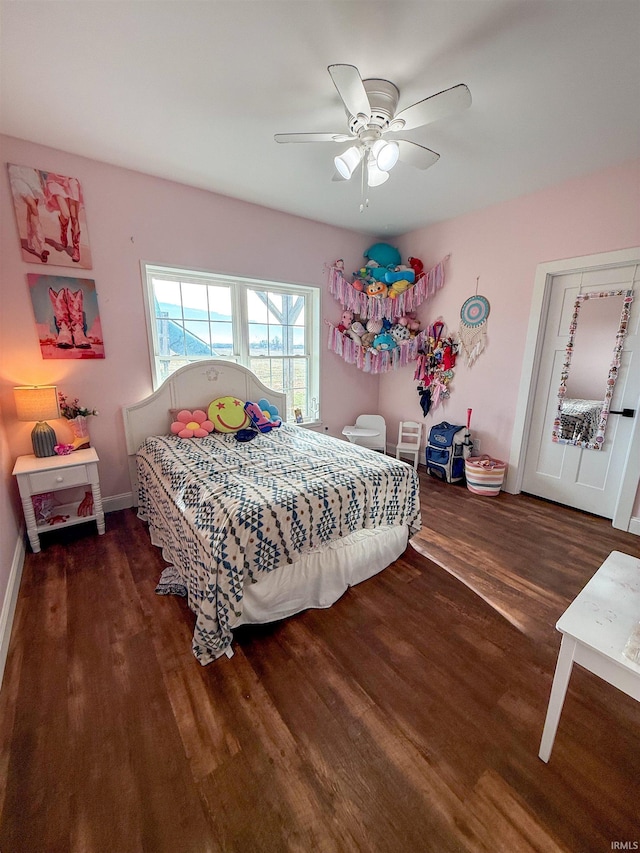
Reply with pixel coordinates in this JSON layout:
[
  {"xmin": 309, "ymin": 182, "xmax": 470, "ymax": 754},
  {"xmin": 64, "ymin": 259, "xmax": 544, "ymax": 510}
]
[{"xmin": 142, "ymin": 264, "xmax": 320, "ymax": 422}]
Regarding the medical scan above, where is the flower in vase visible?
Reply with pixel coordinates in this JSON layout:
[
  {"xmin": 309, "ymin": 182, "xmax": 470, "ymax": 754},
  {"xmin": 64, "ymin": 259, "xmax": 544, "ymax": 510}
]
[{"xmin": 58, "ymin": 392, "xmax": 98, "ymax": 419}]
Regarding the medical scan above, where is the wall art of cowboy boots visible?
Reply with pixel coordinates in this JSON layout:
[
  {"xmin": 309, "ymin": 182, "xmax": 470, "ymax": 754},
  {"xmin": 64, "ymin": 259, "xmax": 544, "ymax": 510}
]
[
  {"xmin": 66, "ymin": 288, "xmax": 91, "ymax": 348},
  {"xmin": 48, "ymin": 287, "xmax": 73, "ymax": 348},
  {"xmin": 71, "ymin": 221, "xmax": 81, "ymax": 263},
  {"xmin": 59, "ymin": 215, "xmax": 69, "ymax": 248}
]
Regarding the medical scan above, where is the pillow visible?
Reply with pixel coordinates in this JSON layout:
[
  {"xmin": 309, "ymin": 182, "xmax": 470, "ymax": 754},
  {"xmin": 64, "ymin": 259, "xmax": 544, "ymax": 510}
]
[
  {"xmin": 244, "ymin": 398, "xmax": 282, "ymax": 433},
  {"xmin": 207, "ymin": 396, "xmax": 250, "ymax": 433},
  {"xmin": 170, "ymin": 409, "xmax": 214, "ymax": 438}
]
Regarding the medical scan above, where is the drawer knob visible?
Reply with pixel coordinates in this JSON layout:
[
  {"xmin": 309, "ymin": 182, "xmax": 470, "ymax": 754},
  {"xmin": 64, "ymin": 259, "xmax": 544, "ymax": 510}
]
[{"xmin": 55, "ymin": 476, "xmax": 64, "ymax": 483}]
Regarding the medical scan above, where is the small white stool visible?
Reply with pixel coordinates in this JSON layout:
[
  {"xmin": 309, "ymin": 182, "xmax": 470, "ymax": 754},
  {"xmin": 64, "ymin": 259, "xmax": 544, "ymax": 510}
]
[{"xmin": 538, "ymin": 551, "xmax": 640, "ymax": 762}]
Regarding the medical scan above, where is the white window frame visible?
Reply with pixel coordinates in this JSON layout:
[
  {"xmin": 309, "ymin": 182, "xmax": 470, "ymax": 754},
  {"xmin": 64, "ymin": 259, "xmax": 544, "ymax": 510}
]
[{"xmin": 141, "ymin": 262, "xmax": 321, "ymax": 423}]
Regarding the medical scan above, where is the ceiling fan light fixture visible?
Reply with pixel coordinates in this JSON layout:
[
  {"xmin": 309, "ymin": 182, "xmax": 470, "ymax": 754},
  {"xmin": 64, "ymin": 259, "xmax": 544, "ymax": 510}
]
[
  {"xmin": 334, "ymin": 145, "xmax": 363, "ymax": 180},
  {"xmin": 372, "ymin": 139, "xmax": 399, "ymax": 172},
  {"xmin": 366, "ymin": 158, "xmax": 389, "ymax": 187}
]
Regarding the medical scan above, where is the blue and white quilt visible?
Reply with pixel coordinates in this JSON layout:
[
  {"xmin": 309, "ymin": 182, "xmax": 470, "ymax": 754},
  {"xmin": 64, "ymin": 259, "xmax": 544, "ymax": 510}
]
[{"xmin": 136, "ymin": 424, "xmax": 421, "ymax": 664}]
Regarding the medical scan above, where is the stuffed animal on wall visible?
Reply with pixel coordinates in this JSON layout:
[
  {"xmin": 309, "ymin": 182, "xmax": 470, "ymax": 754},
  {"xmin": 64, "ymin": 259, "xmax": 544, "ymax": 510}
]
[
  {"xmin": 390, "ymin": 323, "xmax": 411, "ymax": 344},
  {"xmin": 384, "ymin": 267, "xmax": 415, "ymax": 285},
  {"xmin": 337, "ymin": 309, "xmax": 354, "ymax": 332},
  {"xmin": 408, "ymin": 256, "xmax": 424, "ymax": 277},
  {"xmin": 373, "ymin": 332, "xmax": 397, "ymax": 351},
  {"xmin": 364, "ymin": 242, "xmax": 401, "ymax": 269},
  {"xmin": 366, "ymin": 280, "xmax": 388, "ymax": 298}
]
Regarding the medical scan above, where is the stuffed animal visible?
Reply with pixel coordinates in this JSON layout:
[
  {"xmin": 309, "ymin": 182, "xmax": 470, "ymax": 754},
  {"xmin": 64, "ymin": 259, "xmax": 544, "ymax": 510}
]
[
  {"xmin": 366, "ymin": 318, "xmax": 383, "ymax": 336},
  {"xmin": 366, "ymin": 280, "xmax": 388, "ymax": 298},
  {"xmin": 347, "ymin": 320, "xmax": 366, "ymax": 345},
  {"xmin": 398, "ymin": 313, "xmax": 420, "ymax": 333},
  {"xmin": 388, "ymin": 278, "xmax": 414, "ymax": 298},
  {"xmin": 390, "ymin": 323, "xmax": 411, "ymax": 344},
  {"xmin": 373, "ymin": 332, "xmax": 397, "ymax": 351},
  {"xmin": 364, "ymin": 242, "xmax": 401, "ymax": 269},
  {"xmin": 337, "ymin": 309, "xmax": 354, "ymax": 333},
  {"xmin": 334, "ymin": 259, "xmax": 345, "ymax": 271},
  {"xmin": 361, "ymin": 331, "xmax": 376, "ymax": 349},
  {"xmin": 208, "ymin": 396, "xmax": 250, "ymax": 433},
  {"xmin": 384, "ymin": 267, "xmax": 416, "ymax": 285},
  {"xmin": 408, "ymin": 256, "xmax": 424, "ymax": 277}
]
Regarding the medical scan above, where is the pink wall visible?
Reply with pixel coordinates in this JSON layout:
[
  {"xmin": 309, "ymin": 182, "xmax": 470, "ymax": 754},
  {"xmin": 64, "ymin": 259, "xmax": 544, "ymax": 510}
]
[
  {"xmin": 0, "ymin": 133, "xmax": 378, "ymax": 613},
  {"xmin": 1, "ymin": 134, "xmax": 639, "ymax": 631},
  {"xmin": 379, "ymin": 158, "xmax": 640, "ymax": 508}
]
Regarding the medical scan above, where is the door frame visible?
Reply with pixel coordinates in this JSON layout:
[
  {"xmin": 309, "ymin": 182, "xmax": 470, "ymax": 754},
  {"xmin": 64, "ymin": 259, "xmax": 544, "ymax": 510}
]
[{"xmin": 505, "ymin": 246, "xmax": 640, "ymax": 532}]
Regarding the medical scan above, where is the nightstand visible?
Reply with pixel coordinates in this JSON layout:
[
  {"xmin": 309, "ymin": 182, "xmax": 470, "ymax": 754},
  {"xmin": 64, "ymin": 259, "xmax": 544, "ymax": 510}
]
[{"xmin": 12, "ymin": 447, "xmax": 106, "ymax": 553}]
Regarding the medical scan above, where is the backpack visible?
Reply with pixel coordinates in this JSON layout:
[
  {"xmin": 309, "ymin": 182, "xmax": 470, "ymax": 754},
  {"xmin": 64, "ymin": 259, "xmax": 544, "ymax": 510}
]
[{"xmin": 425, "ymin": 422, "xmax": 472, "ymax": 483}]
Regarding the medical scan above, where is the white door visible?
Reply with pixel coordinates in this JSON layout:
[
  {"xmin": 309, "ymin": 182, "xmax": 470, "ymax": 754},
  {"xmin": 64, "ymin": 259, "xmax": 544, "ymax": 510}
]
[{"xmin": 522, "ymin": 261, "xmax": 639, "ymax": 518}]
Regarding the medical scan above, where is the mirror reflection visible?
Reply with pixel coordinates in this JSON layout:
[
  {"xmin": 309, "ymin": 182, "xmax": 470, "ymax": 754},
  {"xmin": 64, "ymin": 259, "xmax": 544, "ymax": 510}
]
[{"xmin": 552, "ymin": 289, "xmax": 633, "ymax": 450}]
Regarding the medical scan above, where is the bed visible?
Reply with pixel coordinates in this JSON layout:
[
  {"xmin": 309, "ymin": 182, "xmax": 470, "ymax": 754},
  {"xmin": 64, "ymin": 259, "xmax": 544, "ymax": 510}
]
[{"xmin": 123, "ymin": 360, "xmax": 421, "ymax": 664}]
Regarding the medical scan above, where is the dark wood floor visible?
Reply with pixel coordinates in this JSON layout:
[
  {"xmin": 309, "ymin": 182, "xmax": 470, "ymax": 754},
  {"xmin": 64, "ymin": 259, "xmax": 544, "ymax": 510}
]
[{"xmin": 1, "ymin": 473, "xmax": 639, "ymax": 852}]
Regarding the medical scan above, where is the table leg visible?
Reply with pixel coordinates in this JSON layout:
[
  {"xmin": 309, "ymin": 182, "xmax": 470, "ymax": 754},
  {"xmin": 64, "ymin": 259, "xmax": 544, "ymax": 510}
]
[{"xmin": 539, "ymin": 634, "xmax": 577, "ymax": 762}]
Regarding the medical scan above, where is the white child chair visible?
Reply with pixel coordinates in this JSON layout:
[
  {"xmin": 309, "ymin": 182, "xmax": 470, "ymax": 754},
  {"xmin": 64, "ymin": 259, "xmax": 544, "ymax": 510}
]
[
  {"xmin": 353, "ymin": 414, "xmax": 387, "ymax": 453},
  {"xmin": 395, "ymin": 421, "xmax": 422, "ymax": 469}
]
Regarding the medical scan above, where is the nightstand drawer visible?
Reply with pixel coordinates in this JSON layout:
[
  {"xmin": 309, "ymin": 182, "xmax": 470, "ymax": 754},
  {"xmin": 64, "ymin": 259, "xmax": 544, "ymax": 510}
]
[{"xmin": 29, "ymin": 465, "xmax": 89, "ymax": 493}]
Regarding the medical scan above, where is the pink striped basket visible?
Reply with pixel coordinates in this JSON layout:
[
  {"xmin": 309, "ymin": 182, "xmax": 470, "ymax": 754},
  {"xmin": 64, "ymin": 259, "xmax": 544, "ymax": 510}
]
[{"xmin": 465, "ymin": 455, "xmax": 507, "ymax": 496}]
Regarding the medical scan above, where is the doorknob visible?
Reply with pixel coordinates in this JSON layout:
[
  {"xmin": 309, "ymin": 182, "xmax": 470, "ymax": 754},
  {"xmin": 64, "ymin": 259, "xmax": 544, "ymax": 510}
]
[{"xmin": 609, "ymin": 408, "xmax": 635, "ymax": 417}]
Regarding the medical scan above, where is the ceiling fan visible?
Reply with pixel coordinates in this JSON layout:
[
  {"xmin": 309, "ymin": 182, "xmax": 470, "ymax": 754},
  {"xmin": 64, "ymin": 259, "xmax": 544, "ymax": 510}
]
[{"xmin": 275, "ymin": 64, "xmax": 472, "ymax": 189}]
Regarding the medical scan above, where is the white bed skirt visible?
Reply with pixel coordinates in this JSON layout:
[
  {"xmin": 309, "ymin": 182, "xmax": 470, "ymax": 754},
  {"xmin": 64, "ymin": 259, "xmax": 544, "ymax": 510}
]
[{"xmin": 232, "ymin": 524, "xmax": 408, "ymax": 629}]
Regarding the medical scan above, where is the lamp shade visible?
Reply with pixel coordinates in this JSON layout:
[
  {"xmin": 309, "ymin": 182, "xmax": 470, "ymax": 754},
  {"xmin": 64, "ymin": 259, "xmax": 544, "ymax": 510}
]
[
  {"xmin": 367, "ymin": 158, "xmax": 390, "ymax": 187},
  {"xmin": 372, "ymin": 139, "xmax": 399, "ymax": 172},
  {"xmin": 14, "ymin": 386, "xmax": 60, "ymax": 422},
  {"xmin": 334, "ymin": 145, "xmax": 363, "ymax": 180}
]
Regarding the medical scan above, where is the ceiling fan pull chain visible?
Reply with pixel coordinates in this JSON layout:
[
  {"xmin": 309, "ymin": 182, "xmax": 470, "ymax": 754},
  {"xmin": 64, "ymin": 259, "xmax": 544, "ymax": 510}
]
[{"xmin": 360, "ymin": 156, "xmax": 369, "ymax": 213}]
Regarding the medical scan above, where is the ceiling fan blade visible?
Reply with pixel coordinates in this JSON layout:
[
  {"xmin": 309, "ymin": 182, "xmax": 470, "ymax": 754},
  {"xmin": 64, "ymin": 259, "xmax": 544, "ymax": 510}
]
[
  {"xmin": 275, "ymin": 132, "xmax": 354, "ymax": 144},
  {"xmin": 396, "ymin": 139, "xmax": 440, "ymax": 170},
  {"xmin": 328, "ymin": 64, "xmax": 371, "ymax": 122},
  {"xmin": 391, "ymin": 84, "xmax": 471, "ymax": 131}
]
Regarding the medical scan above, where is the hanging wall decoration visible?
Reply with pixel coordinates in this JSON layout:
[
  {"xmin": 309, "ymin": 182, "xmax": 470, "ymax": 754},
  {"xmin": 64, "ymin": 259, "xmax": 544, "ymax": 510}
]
[
  {"xmin": 458, "ymin": 279, "xmax": 490, "ymax": 367},
  {"xmin": 413, "ymin": 320, "xmax": 459, "ymax": 415},
  {"xmin": 27, "ymin": 274, "xmax": 105, "ymax": 359},
  {"xmin": 327, "ymin": 247, "xmax": 449, "ymax": 372},
  {"xmin": 8, "ymin": 164, "xmax": 92, "ymax": 268}
]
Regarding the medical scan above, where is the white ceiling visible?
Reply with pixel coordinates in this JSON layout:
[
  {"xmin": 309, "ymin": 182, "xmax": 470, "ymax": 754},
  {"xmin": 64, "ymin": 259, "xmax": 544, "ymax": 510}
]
[{"xmin": 1, "ymin": 1, "xmax": 639, "ymax": 238}]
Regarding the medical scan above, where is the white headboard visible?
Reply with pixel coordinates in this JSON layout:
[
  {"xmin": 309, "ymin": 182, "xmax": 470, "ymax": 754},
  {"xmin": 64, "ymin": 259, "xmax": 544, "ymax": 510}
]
[{"xmin": 122, "ymin": 360, "xmax": 287, "ymax": 501}]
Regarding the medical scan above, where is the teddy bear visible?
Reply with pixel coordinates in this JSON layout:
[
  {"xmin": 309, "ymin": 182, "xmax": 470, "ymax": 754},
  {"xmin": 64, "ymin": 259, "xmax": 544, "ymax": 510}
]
[
  {"xmin": 398, "ymin": 314, "xmax": 420, "ymax": 335},
  {"xmin": 360, "ymin": 331, "xmax": 376, "ymax": 349}
]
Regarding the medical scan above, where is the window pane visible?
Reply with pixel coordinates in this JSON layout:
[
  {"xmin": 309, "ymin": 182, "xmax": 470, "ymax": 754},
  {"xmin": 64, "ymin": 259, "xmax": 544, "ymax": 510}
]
[
  {"xmin": 208, "ymin": 285, "xmax": 232, "ymax": 318},
  {"xmin": 211, "ymin": 321, "xmax": 233, "ymax": 358},
  {"xmin": 153, "ymin": 279, "xmax": 182, "ymax": 317},
  {"xmin": 248, "ymin": 323, "xmax": 269, "ymax": 356},
  {"xmin": 268, "ymin": 325, "xmax": 283, "ymax": 355},
  {"xmin": 292, "ymin": 326, "xmax": 305, "ymax": 352},
  {"xmin": 181, "ymin": 282, "xmax": 209, "ymax": 320},
  {"xmin": 266, "ymin": 292, "xmax": 283, "ymax": 323},
  {"xmin": 183, "ymin": 320, "xmax": 212, "ymax": 354},
  {"xmin": 247, "ymin": 290, "xmax": 268, "ymax": 323}
]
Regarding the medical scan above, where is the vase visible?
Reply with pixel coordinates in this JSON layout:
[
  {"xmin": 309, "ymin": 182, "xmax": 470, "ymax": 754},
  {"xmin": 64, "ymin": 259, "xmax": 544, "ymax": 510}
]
[{"xmin": 68, "ymin": 415, "xmax": 91, "ymax": 450}]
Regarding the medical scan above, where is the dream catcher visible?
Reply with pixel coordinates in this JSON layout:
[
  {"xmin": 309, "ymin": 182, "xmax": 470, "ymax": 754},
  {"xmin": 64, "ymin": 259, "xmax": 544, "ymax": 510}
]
[{"xmin": 459, "ymin": 279, "xmax": 490, "ymax": 367}]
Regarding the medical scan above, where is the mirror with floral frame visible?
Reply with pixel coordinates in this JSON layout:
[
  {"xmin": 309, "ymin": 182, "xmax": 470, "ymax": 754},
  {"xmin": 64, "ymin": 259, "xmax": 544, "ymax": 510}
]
[{"xmin": 552, "ymin": 289, "xmax": 634, "ymax": 450}]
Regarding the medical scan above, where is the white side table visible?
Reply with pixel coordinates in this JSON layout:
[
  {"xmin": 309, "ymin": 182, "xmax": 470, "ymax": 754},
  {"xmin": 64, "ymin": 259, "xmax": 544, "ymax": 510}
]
[
  {"xmin": 12, "ymin": 447, "xmax": 106, "ymax": 553},
  {"xmin": 539, "ymin": 550, "xmax": 640, "ymax": 762}
]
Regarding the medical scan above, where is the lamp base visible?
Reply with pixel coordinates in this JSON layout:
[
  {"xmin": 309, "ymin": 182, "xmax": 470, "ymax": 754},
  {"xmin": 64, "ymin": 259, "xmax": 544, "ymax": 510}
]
[{"xmin": 32, "ymin": 421, "xmax": 57, "ymax": 457}]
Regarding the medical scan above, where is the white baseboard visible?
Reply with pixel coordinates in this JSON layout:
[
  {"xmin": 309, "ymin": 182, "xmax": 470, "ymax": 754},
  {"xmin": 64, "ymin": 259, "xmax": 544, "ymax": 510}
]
[
  {"xmin": 0, "ymin": 530, "xmax": 26, "ymax": 689},
  {"xmin": 103, "ymin": 492, "xmax": 133, "ymax": 513},
  {"xmin": 629, "ymin": 516, "xmax": 640, "ymax": 536}
]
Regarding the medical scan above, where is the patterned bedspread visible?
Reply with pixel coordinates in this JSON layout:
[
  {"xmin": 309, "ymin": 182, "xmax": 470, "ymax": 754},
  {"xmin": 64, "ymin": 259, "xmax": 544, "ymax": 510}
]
[{"xmin": 136, "ymin": 424, "xmax": 421, "ymax": 664}]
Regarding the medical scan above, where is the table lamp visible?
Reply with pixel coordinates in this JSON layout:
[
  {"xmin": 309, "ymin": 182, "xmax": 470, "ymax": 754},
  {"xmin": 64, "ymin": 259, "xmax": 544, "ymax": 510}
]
[{"xmin": 14, "ymin": 385, "xmax": 60, "ymax": 457}]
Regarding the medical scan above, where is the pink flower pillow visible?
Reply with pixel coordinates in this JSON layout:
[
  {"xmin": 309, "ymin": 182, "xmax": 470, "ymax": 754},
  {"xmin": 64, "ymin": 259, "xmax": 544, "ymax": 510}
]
[{"xmin": 170, "ymin": 409, "xmax": 214, "ymax": 438}]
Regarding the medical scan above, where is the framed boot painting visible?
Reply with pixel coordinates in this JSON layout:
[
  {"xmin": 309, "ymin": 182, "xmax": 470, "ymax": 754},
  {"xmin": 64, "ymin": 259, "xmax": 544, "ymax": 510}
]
[
  {"xmin": 8, "ymin": 164, "xmax": 92, "ymax": 269},
  {"xmin": 27, "ymin": 274, "xmax": 105, "ymax": 359}
]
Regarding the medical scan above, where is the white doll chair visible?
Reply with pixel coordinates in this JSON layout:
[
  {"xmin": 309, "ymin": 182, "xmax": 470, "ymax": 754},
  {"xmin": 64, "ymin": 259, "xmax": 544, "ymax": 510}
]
[{"xmin": 395, "ymin": 421, "xmax": 422, "ymax": 469}]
